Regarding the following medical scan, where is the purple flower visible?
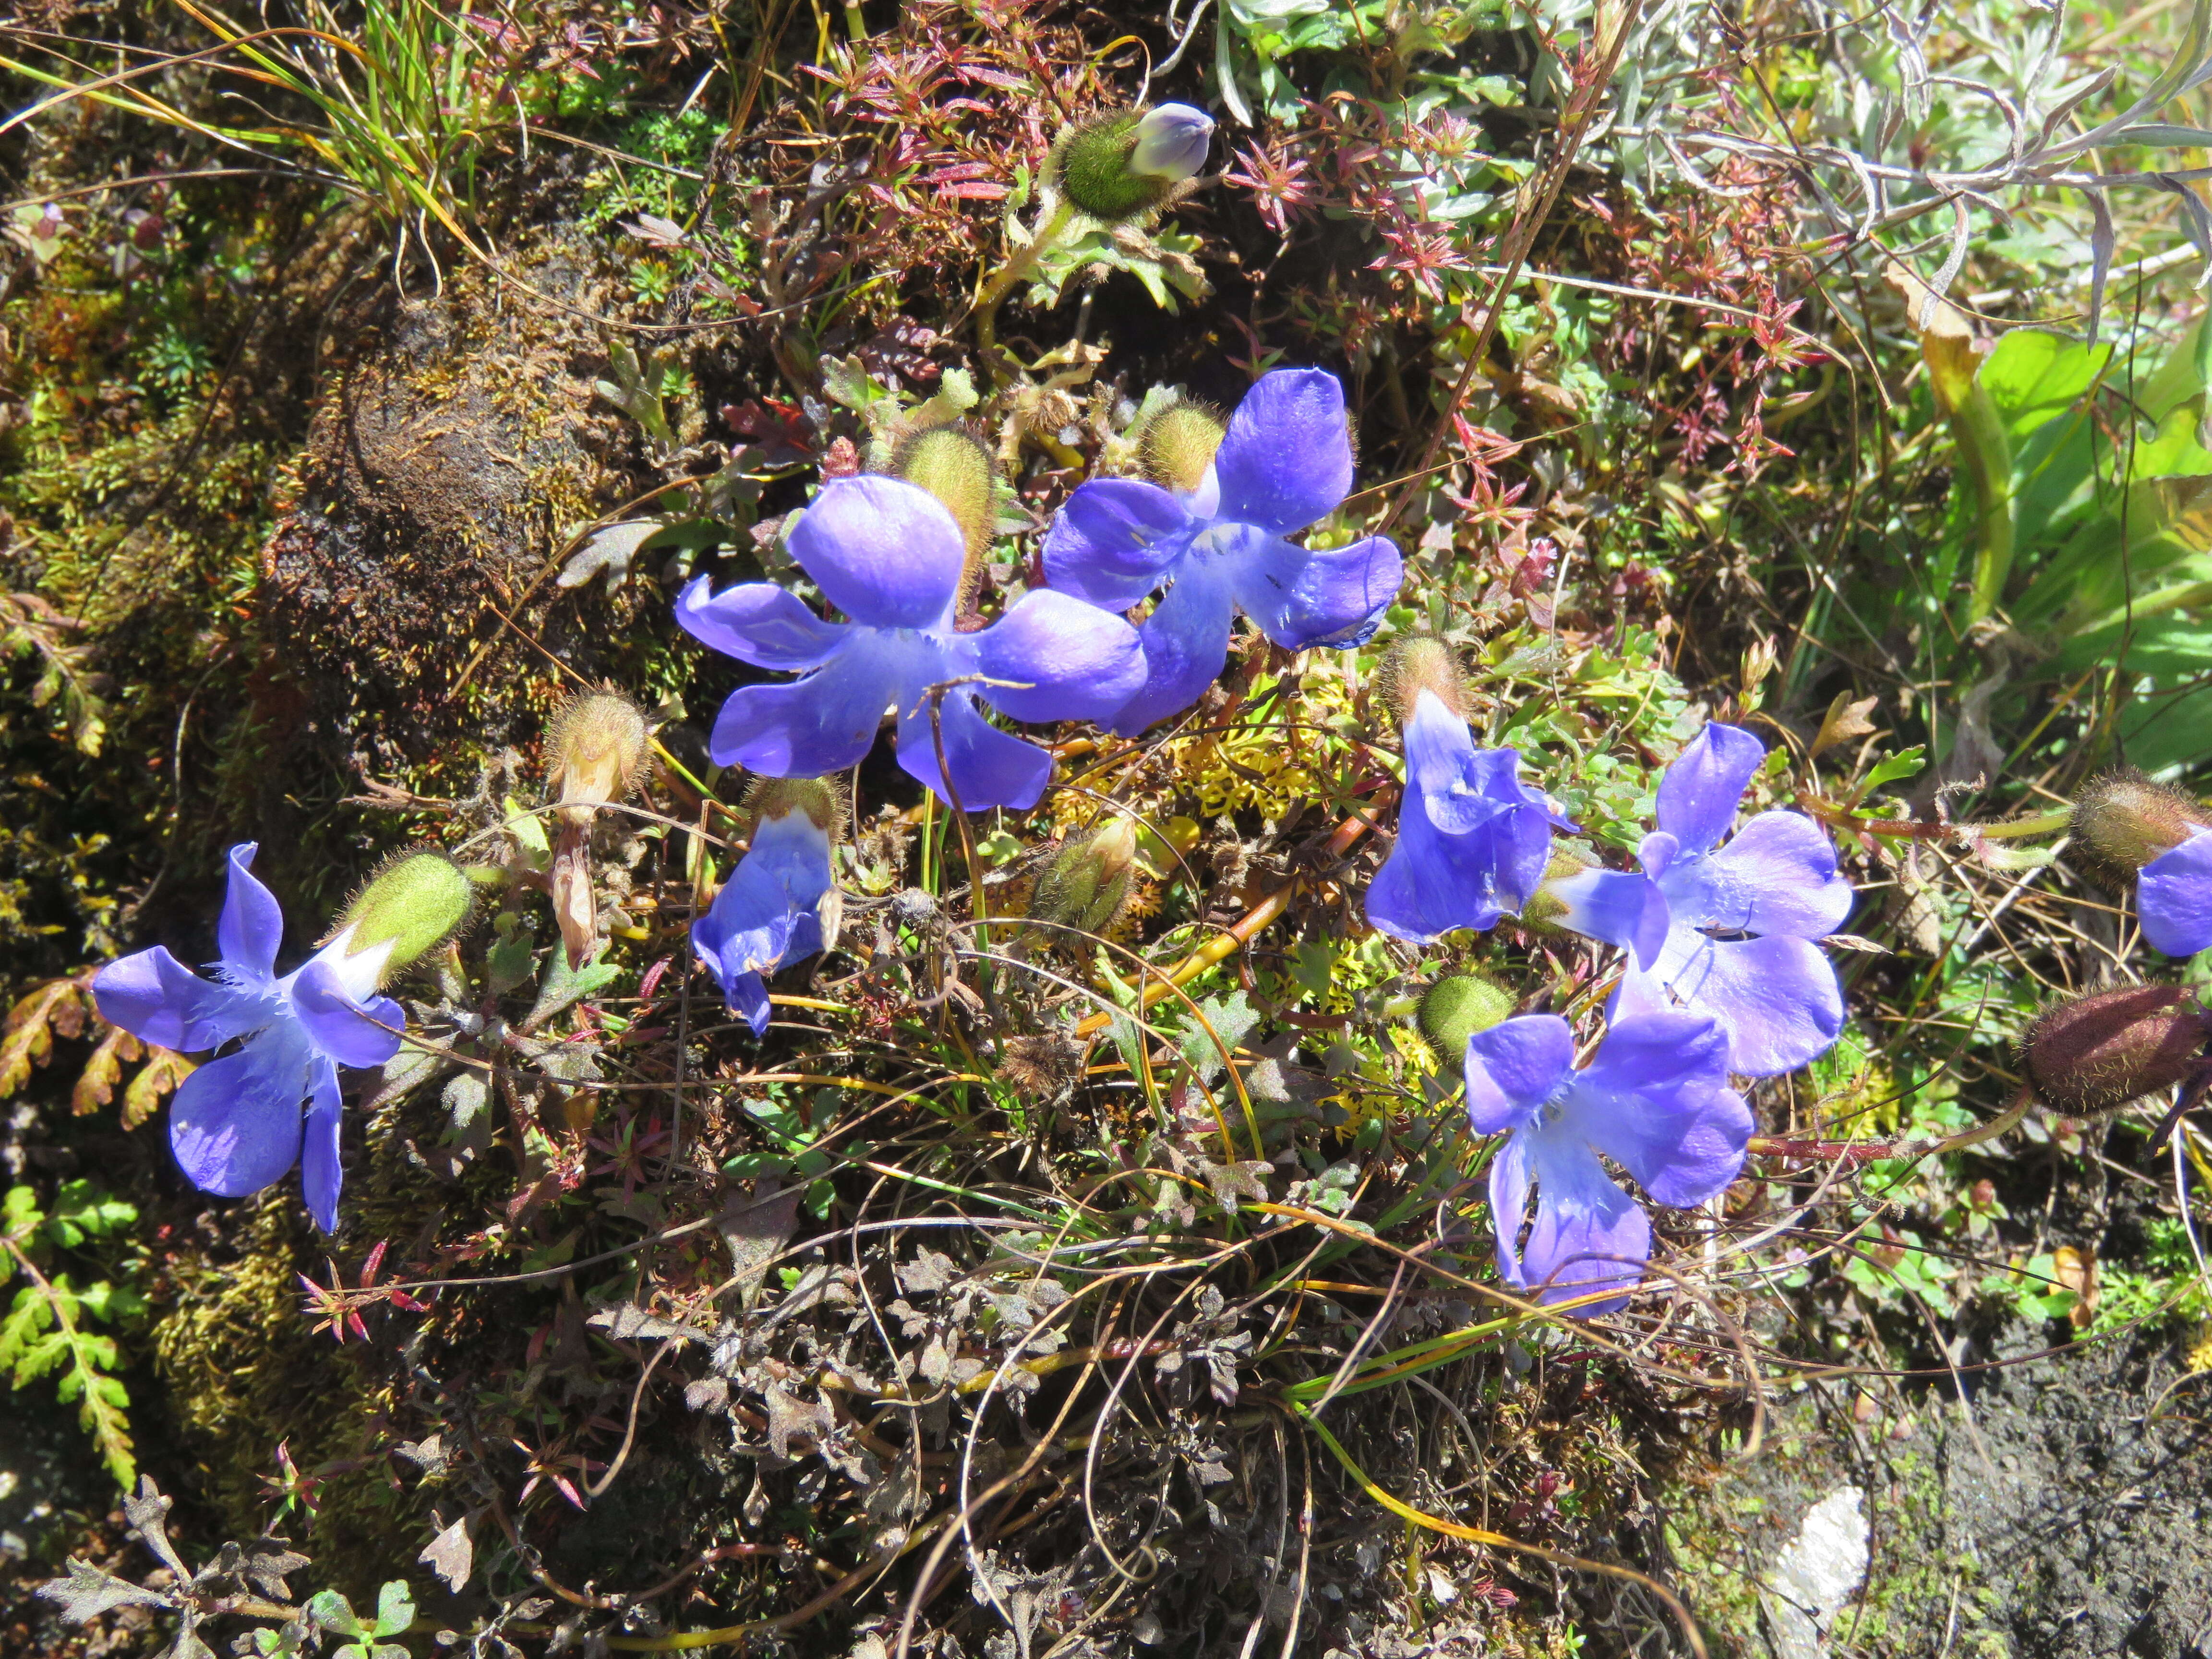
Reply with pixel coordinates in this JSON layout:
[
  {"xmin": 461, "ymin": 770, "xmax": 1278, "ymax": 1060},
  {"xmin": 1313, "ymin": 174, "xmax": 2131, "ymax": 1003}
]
[
  {"xmin": 1546, "ymin": 723, "xmax": 1853, "ymax": 1077},
  {"xmin": 1042, "ymin": 369, "xmax": 1404, "ymax": 735},
  {"xmin": 90, "ymin": 844, "xmax": 404, "ymax": 1233},
  {"xmin": 693, "ymin": 802, "xmax": 835, "ymax": 1036},
  {"xmin": 1130, "ymin": 104, "xmax": 1214, "ymax": 180},
  {"xmin": 2140, "ymin": 831, "xmax": 2212, "ymax": 957},
  {"xmin": 1367, "ymin": 690, "xmax": 1574, "ymax": 940},
  {"xmin": 678, "ymin": 475, "xmax": 1146, "ymax": 811},
  {"xmin": 1467, "ymin": 1011, "xmax": 1752, "ymax": 1314}
]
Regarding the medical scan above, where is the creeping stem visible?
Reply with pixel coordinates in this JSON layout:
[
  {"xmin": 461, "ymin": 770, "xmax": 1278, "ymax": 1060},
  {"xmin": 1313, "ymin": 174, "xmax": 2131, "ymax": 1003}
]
[{"xmin": 974, "ymin": 200, "xmax": 1076, "ymax": 385}]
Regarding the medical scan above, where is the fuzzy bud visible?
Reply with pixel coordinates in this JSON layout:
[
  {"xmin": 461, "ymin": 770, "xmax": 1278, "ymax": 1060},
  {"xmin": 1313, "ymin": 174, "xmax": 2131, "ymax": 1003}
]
[
  {"xmin": 331, "ymin": 851, "xmax": 475, "ymax": 983},
  {"xmin": 1417, "ymin": 974, "xmax": 1515, "ymax": 1064},
  {"xmin": 892, "ymin": 425, "xmax": 998, "ymax": 573},
  {"xmin": 1049, "ymin": 104, "xmax": 1212, "ymax": 222},
  {"xmin": 2071, "ymin": 769, "xmax": 2212, "ymax": 883},
  {"xmin": 2022, "ymin": 984, "xmax": 2209, "ymax": 1115},
  {"xmin": 547, "ymin": 691, "xmax": 649, "ymax": 829},
  {"xmin": 1137, "ymin": 399, "xmax": 1226, "ymax": 496},
  {"xmin": 1029, "ymin": 819, "xmax": 1141, "ymax": 939},
  {"xmin": 1379, "ymin": 636, "xmax": 1465, "ymax": 728},
  {"xmin": 746, "ymin": 775, "xmax": 846, "ymax": 838}
]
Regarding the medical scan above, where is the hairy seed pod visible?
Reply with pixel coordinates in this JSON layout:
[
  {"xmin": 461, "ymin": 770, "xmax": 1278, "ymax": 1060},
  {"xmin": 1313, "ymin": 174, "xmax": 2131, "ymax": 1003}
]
[
  {"xmin": 1378, "ymin": 636, "xmax": 1466, "ymax": 728},
  {"xmin": 1136, "ymin": 399, "xmax": 1226, "ymax": 495},
  {"xmin": 546, "ymin": 690, "xmax": 649, "ymax": 829},
  {"xmin": 2022, "ymin": 984, "xmax": 2210, "ymax": 1115},
  {"xmin": 1418, "ymin": 974, "xmax": 1516, "ymax": 1064},
  {"xmin": 329, "ymin": 851, "xmax": 476, "ymax": 984},
  {"xmin": 1029, "ymin": 819, "xmax": 1142, "ymax": 940},
  {"xmin": 2071, "ymin": 767, "xmax": 2212, "ymax": 885}
]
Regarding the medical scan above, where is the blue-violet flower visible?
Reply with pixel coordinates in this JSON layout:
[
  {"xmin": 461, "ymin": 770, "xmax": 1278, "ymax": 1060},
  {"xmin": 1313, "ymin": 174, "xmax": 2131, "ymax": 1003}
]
[
  {"xmin": 1467, "ymin": 1010, "xmax": 1751, "ymax": 1314},
  {"xmin": 2139, "ymin": 831, "xmax": 2212, "ymax": 957},
  {"xmin": 90, "ymin": 843, "xmax": 406, "ymax": 1232},
  {"xmin": 1130, "ymin": 103, "xmax": 1214, "ymax": 180},
  {"xmin": 1368, "ymin": 689, "xmax": 1574, "ymax": 940},
  {"xmin": 1545, "ymin": 722, "xmax": 1853, "ymax": 1076},
  {"xmin": 679, "ymin": 475, "xmax": 1146, "ymax": 811},
  {"xmin": 1042, "ymin": 368, "xmax": 1404, "ymax": 735},
  {"xmin": 693, "ymin": 787, "xmax": 838, "ymax": 1036}
]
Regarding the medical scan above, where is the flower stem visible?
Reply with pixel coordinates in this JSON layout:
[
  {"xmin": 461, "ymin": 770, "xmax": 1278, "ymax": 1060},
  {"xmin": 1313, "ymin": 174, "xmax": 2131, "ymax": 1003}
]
[
  {"xmin": 1968, "ymin": 806, "xmax": 2073, "ymax": 841},
  {"xmin": 974, "ymin": 199, "xmax": 1076, "ymax": 385}
]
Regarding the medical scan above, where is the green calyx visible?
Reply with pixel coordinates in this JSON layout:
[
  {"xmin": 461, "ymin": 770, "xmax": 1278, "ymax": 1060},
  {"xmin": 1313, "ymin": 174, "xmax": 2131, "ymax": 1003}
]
[
  {"xmin": 1379, "ymin": 636, "xmax": 1465, "ymax": 728},
  {"xmin": 1029, "ymin": 820, "xmax": 1140, "ymax": 939},
  {"xmin": 332, "ymin": 851, "xmax": 476, "ymax": 983},
  {"xmin": 1137, "ymin": 399, "xmax": 1226, "ymax": 495},
  {"xmin": 1049, "ymin": 112, "xmax": 1174, "ymax": 223},
  {"xmin": 745, "ymin": 776, "xmax": 846, "ymax": 837},
  {"xmin": 892, "ymin": 425, "xmax": 999, "ymax": 573},
  {"xmin": 2071, "ymin": 767, "xmax": 2211, "ymax": 884},
  {"xmin": 1417, "ymin": 974, "xmax": 1515, "ymax": 1064}
]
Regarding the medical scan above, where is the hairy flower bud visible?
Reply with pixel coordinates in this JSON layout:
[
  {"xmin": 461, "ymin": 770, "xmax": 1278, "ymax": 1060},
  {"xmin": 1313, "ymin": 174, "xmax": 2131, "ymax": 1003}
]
[
  {"xmin": 2071, "ymin": 768, "xmax": 2212, "ymax": 883},
  {"xmin": 1378, "ymin": 635, "xmax": 1466, "ymax": 728},
  {"xmin": 1028, "ymin": 818, "xmax": 1141, "ymax": 939},
  {"xmin": 1136, "ymin": 398, "xmax": 1226, "ymax": 496},
  {"xmin": 746, "ymin": 775, "xmax": 846, "ymax": 838},
  {"xmin": 2022, "ymin": 984, "xmax": 2209, "ymax": 1115},
  {"xmin": 892, "ymin": 425, "xmax": 998, "ymax": 608},
  {"xmin": 547, "ymin": 690, "xmax": 649, "ymax": 829},
  {"xmin": 1417, "ymin": 973, "xmax": 1515, "ymax": 1063},
  {"xmin": 1048, "ymin": 103, "xmax": 1213, "ymax": 222},
  {"xmin": 330, "ymin": 851, "xmax": 475, "ymax": 984}
]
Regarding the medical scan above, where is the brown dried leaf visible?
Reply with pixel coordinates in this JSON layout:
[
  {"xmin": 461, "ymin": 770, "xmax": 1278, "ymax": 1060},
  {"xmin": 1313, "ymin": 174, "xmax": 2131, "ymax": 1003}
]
[
  {"xmin": 1, "ymin": 979, "xmax": 84, "ymax": 1096},
  {"xmin": 2053, "ymin": 1245, "xmax": 2099, "ymax": 1331},
  {"xmin": 121, "ymin": 1047, "xmax": 193, "ymax": 1130},
  {"xmin": 72, "ymin": 1024, "xmax": 142, "ymax": 1116},
  {"xmin": 1811, "ymin": 691, "xmax": 1881, "ymax": 761}
]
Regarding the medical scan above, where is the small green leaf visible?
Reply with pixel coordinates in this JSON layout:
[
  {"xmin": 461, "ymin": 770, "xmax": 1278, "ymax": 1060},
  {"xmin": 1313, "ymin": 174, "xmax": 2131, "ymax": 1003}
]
[
  {"xmin": 372, "ymin": 1579, "xmax": 415, "ymax": 1637},
  {"xmin": 307, "ymin": 1588, "xmax": 364, "ymax": 1636}
]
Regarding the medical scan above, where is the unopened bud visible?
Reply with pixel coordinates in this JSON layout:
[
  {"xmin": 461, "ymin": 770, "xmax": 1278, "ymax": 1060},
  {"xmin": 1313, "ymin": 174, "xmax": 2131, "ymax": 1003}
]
[
  {"xmin": 1379, "ymin": 636, "xmax": 1465, "ymax": 728},
  {"xmin": 2022, "ymin": 984, "xmax": 2209, "ymax": 1115},
  {"xmin": 891, "ymin": 425, "xmax": 998, "ymax": 573},
  {"xmin": 1029, "ymin": 819, "xmax": 1141, "ymax": 938},
  {"xmin": 1137, "ymin": 399, "xmax": 1226, "ymax": 496},
  {"xmin": 1049, "ymin": 104, "xmax": 1213, "ymax": 222},
  {"xmin": 2072, "ymin": 769, "xmax": 2212, "ymax": 883},
  {"xmin": 331, "ymin": 851, "xmax": 475, "ymax": 983},
  {"xmin": 547, "ymin": 691, "xmax": 649, "ymax": 828},
  {"xmin": 1417, "ymin": 974, "xmax": 1515, "ymax": 1063}
]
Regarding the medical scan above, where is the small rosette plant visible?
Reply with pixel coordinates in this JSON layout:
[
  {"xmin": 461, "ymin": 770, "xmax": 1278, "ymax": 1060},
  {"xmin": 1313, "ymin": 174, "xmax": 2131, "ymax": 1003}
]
[
  {"xmin": 1043, "ymin": 368, "xmax": 1403, "ymax": 735},
  {"xmin": 1545, "ymin": 722, "xmax": 1854, "ymax": 1076},
  {"xmin": 1467, "ymin": 1011, "xmax": 1753, "ymax": 1314},
  {"xmin": 92, "ymin": 845, "xmax": 470, "ymax": 1231},
  {"xmin": 678, "ymin": 475, "xmax": 1145, "ymax": 811},
  {"xmin": 693, "ymin": 781, "xmax": 841, "ymax": 1036}
]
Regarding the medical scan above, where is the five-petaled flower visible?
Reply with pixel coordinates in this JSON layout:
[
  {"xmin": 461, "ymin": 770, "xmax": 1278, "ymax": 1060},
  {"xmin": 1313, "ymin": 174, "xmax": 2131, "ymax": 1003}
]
[
  {"xmin": 1042, "ymin": 368, "xmax": 1404, "ymax": 735},
  {"xmin": 1545, "ymin": 723, "xmax": 1853, "ymax": 1076},
  {"xmin": 91, "ymin": 843, "xmax": 406, "ymax": 1233},
  {"xmin": 693, "ymin": 791, "xmax": 837, "ymax": 1036},
  {"xmin": 678, "ymin": 475, "xmax": 1145, "ymax": 810},
  {"xmin": 1367, "ymin": 691, "xmax": 1573, "ymax": 941},
  {"xmin": 1466, "ymin": 1010, "xmax": 1752, "ymax": 1314}
]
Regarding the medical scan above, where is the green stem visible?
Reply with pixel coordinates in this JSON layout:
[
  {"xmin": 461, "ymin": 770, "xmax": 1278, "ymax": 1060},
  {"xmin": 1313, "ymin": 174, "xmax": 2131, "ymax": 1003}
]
[
  {"xmin": 974, "ymin": 200, "xmax": 1076, "ymax": 385},
  {"xmin": 1970, "ymin": 806, "xmax": 2073, "ymax": 841}
]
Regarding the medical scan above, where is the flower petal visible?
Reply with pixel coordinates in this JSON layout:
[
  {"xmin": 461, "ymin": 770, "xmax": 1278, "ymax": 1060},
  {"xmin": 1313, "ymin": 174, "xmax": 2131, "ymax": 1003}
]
[
  {"xmin": 1041, "ymin": 479, "xmax": 1195, "ymax": 610},
  {"xmin": 93, "ymin": 947, "xmax": 267, "ymax": 1052},
  {"xmin": 974, "ymin": 589, "xmax": 1148, "ymax": 723},
  {"xmin": 1488, "ymin": 1130, "xmax": 1534, "ymax": 1290},
  {"xmin": 1131, "ymin": 102, "xmax": 1214, "ymax": 179},
  {"xmin": 1617, "ymin": 928, "xmax": 1844, "ymax": 1077},
  {"xmin": 1367, "ymin": 780, "xmax": 1553, "ymax": 941},
  {"xmin": 896, "ymin": 690, "xmax": 1054, "ymax": 811},
  {"xmin": 1105, "ymin": 564, "xmax": 1238, "ymax": 736},
  {"xmin": 301, "ymin": 1062, "xmax": 343, "ymax": 1234},
  {"xmin": 1463, "ymin": 1014, "xmax": 1575, "ymax": 1136},
  {"xmin": 1569, "ymin": 1012, "xmax": 1750, "ymax": 1207},
  {"xmin": 289, "ymin": 956, "xmax": 405, "ymax": 1070},
  {"xmin": 1229, "ymin": 529, "xmax": 1402, "ymax": 651},
  {"xmin": 691, "ymin": 806, "xmax": 833, "ymax": 1021},
  {"xmin": 707, "ymin": 642, "xmax": 904, "ymax": 776},
  {"xmin": 788, "ymin": 474, "xmax": 965, "ymax": 628},
  {"xmin": 169, "ymin": 1041, "xmax": 307, "ymax": 1199},
  {"xmin": 1656, "ymin": 722, "xmax": 1766, "ymax": 854},
  {"xmin": 1212, "ymin": 368, "xmax": 1354, "ymax": 536},
  {"xmin": 217, "ymin": 842, "xmax": 285, "ymax": 984},
  {"xmin": 2140, "ymin": 830, "xmax": 2212, "ymax": 957},
  {"xmin": 1516, "ymin": 1131, "xmax": 1650, "ymax": 1313},
  {"xmin": 1671, "ymin": 811, "xmax": 1855, "ymax": 939},
  {"xmin": 1544, "ymin": 868, "xmax": 1671, "ymax": 970},
  {"xmin": 676, "ymin": 577, "xmax": 850, "ymax": 671}
]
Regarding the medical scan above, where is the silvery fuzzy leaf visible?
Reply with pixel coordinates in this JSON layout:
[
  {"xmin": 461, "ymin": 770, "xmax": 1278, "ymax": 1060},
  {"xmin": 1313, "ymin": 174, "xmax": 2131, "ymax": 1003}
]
[{"xmin": 36, "ymin": 1558, "xmax": 170, "ymax": 1623}]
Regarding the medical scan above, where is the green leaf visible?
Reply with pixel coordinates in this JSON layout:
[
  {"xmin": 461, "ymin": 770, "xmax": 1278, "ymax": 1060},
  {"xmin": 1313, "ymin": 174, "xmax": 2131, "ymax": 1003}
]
[
  {"xmin": 308, "ymin": 1589, "xmax": 365, "ymax": 1637},
  {"xmin": 372, "ymin": 1580, "xmax": 415, "ymax": 1637},
  {"xmin": 1857, "ymin": 746, "xmax": 1926, "ymax": 798}
]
